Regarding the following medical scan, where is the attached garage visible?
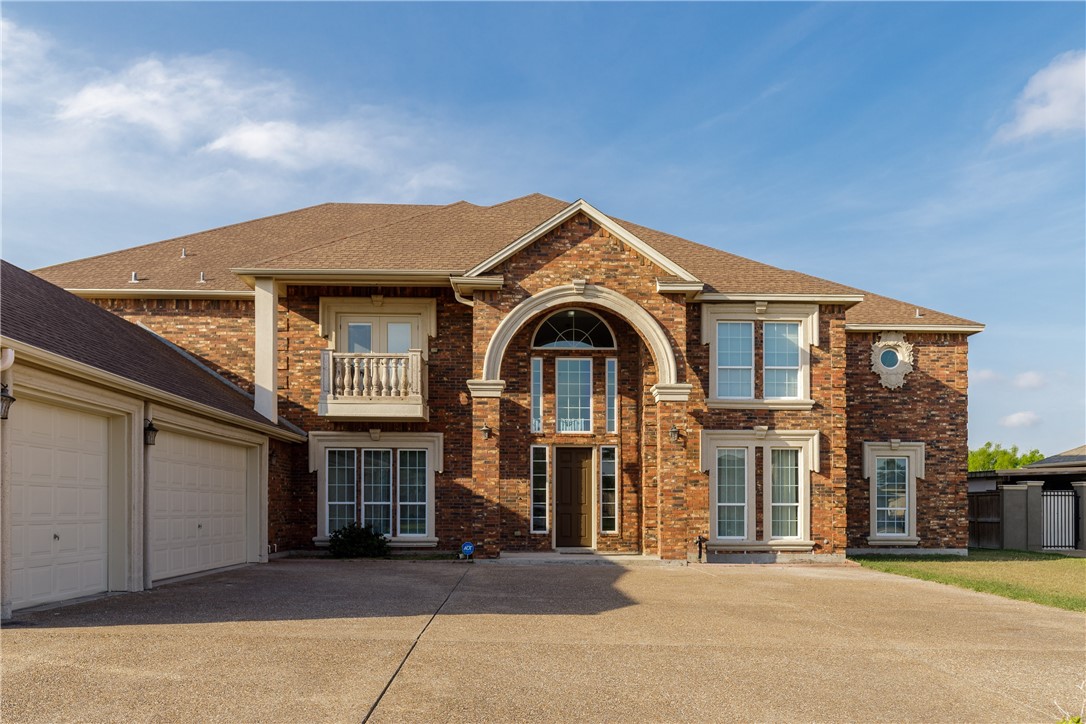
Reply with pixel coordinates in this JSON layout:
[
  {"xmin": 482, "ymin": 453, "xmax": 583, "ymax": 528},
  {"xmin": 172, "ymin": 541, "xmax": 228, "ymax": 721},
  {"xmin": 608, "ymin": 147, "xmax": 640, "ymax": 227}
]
[
  {"xmin": 149, "ymin": 431, "xmax": 250, "ymax": 581},
  {"xmin": 8, "ymin": 399, "xmax": 110, "ymax": 609}
]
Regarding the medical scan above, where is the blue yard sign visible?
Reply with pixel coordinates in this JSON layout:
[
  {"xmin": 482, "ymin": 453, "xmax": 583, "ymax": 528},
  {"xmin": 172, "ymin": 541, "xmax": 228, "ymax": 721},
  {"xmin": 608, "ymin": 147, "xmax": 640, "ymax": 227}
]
[{"xmin": 461, "ymin": 541, "xmax": 475, "ymax": 557}]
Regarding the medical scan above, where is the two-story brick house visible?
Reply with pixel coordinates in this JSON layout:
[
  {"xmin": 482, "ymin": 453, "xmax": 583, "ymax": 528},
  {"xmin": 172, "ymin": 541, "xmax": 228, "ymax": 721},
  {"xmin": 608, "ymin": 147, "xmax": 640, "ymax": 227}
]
[{"xmin": 35, "ymin": 194, "xmax": 983, "ymax": 561}]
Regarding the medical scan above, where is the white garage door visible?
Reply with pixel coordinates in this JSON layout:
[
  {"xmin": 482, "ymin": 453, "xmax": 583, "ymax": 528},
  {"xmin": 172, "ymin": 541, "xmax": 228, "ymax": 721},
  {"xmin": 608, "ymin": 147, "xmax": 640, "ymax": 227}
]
[
  {"xmin": 150, "ymin": 431, "xmax": 248, "ymax": 581},
  {"xmin": 9, "ymin": 399, "xmax": 109, "ymax": 610}
]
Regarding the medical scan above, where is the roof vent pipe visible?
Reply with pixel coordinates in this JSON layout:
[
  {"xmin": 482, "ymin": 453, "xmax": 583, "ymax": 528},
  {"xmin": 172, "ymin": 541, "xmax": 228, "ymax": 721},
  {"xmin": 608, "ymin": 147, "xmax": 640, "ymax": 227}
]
[
  {"xmin": 181, "ymin": 247, "xmax": 187, "ymax": 258},
  {"xmin": 130, "ymin": 272, "xmax": 139, "ymax": 283},
  {"xmin": 198, "ymin": 272, "xmax": 207, "ymax": 284}
]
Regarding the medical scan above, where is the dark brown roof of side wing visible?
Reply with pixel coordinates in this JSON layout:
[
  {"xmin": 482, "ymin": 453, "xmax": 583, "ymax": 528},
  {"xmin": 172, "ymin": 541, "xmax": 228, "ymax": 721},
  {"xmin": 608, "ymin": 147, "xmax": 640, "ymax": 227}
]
[{"xmin": 1, "ymin": 260, "xmax": 294, "ymax": 433}]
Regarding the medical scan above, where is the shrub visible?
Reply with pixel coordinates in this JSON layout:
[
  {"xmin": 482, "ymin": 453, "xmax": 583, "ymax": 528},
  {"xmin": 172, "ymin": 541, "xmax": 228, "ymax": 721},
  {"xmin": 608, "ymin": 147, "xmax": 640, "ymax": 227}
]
[{"xmin": 328, "ymin": 522, "xmax": 390, "ymax": 558}]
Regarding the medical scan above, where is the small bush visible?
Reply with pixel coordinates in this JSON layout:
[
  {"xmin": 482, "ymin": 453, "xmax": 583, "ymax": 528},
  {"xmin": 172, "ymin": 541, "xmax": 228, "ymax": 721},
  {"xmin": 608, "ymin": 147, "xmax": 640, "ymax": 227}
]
[{"xmin": 328, "ymin": 522, "xmax": 390, "ymax": 558}]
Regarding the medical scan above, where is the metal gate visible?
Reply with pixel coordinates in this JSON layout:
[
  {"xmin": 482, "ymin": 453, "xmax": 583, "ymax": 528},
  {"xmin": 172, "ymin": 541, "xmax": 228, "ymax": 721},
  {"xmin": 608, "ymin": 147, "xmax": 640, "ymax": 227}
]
[{"xmin": 1042, "ymin": 489, "xmax": 1078, "ymax": 550}]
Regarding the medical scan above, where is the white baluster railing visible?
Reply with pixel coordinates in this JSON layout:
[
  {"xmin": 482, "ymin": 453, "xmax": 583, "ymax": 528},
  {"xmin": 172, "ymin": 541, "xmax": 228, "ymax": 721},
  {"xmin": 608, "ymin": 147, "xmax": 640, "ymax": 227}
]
[{"xmin": 320, "ymin": 350, "xmax": 426, "ymax": 402}]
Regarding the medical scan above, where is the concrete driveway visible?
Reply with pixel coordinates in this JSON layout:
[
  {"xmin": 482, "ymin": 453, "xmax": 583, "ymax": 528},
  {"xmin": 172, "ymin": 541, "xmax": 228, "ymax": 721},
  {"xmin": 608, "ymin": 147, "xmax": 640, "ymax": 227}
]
[{"xmin": 2, "ymin": 559, "xmax": 1082, "ymax": 722}]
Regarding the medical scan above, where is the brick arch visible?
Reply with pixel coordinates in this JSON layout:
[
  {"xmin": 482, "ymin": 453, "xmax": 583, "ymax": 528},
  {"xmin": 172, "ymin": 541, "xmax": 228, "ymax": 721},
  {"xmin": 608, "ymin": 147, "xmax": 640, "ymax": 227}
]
[{"xmin": 471, "ymin": 283, "xmax": 691, "ymax": 402}]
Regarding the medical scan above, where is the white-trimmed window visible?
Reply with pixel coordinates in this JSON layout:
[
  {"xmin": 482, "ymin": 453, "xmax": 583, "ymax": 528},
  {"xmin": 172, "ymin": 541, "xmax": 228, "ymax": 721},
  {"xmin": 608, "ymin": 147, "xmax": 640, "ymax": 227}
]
[
  {"xmin": 702, "ymin": 429, "xmax": 819, "ymax": 547},
  {"xmin": 715, "ymin": 448, "xmax": 749, "ymax": 539},
  {"xmin": 530, "ymin": 446, "xmax": 548, "ymax": 533},
  {"xmin": 556, "ymin": 358, "xmax": 592, "ymax": 433},
  {"xmin": 531, "ymin": 357, "xmax": 543, "ymax": 433},
  {"xmin": 715, "ymin": 322, "xmax": 754, "ymax": 399},
  {"xmin": 863, "ymin": 441, "xmax": 924, "ymax": 545},
  {"xmin": 702, "ymin": 304, "xmax": 817, "ymax": 408},
  {"xmin": 311, "ymin": 432, "xmax": 442, "ymax": 544},
  {"xmin": 327, "ymin": 449, "xmax": 357, "ymax": 534},
  {"xmin": 605, "ymin": 358, "xmax": 618, "ymax": 433},
  {"xmin": 764, "ymin": 323, "xmax": 800, "ymax": 399},
  {"xmin": 600, "ymin": 446, "xmax": 618, "ymax": 533},
  {"xmin": 769, "ymin": 448, "xmax": 800, "ymax": 538}
]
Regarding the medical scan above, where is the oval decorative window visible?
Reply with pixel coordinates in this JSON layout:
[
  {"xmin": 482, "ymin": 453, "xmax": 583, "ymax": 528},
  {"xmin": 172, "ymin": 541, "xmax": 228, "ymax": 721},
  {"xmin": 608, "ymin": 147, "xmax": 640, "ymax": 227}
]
[
  {"xmin": 533, "ymin": 309, "xmax": 615, "ymax": 349},
  {"xmin": 870, "ymin": 332, "xmax": 914, "ymax": 389}
]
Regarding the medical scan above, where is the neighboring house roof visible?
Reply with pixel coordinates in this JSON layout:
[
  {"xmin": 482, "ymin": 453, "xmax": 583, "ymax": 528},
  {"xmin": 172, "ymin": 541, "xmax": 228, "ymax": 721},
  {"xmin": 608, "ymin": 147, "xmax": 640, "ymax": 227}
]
[
  {"xmin": 32, "ymin": 194, "xmax": 981, "ymax": 330},
  {"xmin": 0, "ymin": 261, "xmax": 301, "ymax": 439},
  {"xmin": 1027, "ymin": 445, "xmax": 1086, "ymax": 468}
]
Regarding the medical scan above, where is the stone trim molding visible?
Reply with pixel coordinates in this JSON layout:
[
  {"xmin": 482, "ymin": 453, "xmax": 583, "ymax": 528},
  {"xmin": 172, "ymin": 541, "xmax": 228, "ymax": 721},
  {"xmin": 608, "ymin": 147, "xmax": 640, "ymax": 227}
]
[
  {"xmin": 863, "ymin": 440, "xmax": 925, "ymax": 544},
  {"xmin": 473, "ymin": 283, "xmax": 686, "ymax": 400},
  {"xmin": 870, "ymin": 332, "xmax": 914, "ymax": 389}
]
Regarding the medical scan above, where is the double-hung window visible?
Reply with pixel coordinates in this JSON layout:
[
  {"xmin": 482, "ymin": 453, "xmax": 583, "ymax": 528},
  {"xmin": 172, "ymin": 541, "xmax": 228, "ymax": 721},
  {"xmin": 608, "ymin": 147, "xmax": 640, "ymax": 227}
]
[
  {"xmin": 715, "ymin": 448, "xmax": 748, "ymax": 539},
  {"xmin": 769, "ymin": 448, "xmax": 800, "ymax": 538},
  {"xmin": 703, "ymin": 304, "xmax": 816, "ymax": 407},
  {"xmin": 325, "ymin": 446, "xmax": 432, "ymax": 539},
  {"xmin": 863, "ymin": 441, "xmax": 924, "ymax": 545}
]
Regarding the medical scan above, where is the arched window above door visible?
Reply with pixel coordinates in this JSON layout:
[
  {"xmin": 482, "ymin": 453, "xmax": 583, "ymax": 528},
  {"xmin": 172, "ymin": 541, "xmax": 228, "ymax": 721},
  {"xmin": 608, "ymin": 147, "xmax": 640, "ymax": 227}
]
[{"xmin": 532, "ymin": 309, "xmax": 616, "ymax": 349}]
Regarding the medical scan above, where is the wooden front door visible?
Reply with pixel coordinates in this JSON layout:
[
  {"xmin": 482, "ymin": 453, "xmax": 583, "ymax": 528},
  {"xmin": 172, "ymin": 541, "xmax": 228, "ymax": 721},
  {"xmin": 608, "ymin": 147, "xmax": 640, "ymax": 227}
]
[{"xmin": 555, "ymin": 447, "xmax": 593, "ymax": 547}]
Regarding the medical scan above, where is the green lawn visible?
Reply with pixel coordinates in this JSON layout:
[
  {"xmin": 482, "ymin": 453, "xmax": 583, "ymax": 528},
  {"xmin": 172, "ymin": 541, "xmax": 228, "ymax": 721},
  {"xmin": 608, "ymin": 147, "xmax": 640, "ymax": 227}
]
[{"xmin": 853, "ymin": 549, "xmax": 1086, "ymax": 612}]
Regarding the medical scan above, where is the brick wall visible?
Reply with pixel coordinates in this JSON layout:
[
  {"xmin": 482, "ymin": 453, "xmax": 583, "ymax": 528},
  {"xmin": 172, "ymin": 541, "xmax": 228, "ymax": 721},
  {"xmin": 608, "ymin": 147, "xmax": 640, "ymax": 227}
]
[{"xmin": 845, "ymin": 332, "xmax": 970, "ymax": 549}]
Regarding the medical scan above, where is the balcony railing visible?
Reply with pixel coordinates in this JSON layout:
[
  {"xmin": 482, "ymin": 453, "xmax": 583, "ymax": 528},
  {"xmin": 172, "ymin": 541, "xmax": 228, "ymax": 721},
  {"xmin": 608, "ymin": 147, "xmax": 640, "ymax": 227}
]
[{"xmin": 319, "ymin": 350, "xmax": 428, "ymax": 420}]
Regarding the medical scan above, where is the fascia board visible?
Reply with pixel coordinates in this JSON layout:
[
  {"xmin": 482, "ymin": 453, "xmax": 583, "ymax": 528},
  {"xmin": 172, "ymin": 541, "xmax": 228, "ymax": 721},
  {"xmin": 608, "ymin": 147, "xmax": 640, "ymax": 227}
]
[
  {"xmin": 845, "ymin": 323, "xmax": 985, "ymax": 335},
  {"xmin": 697, "ymin": 292, "xmax": 866, "ymax": 306},
  {"xmin": 463, "ymin": 199, "xmax": 700, "ymax": 282},
  {"xmin": 449, "ymin": 275, "xmax": 505, "ymax": 294},
  {"xmin": 1, "ymin": 337, "xmax": 306, "ymax": 443},
  {"xmin": 231, "ymin": 269, "xmax": 462, "ymax": 288},
  {"xmin": 66, "ymin": 289, "xmax": 255, "ymax": 300}
]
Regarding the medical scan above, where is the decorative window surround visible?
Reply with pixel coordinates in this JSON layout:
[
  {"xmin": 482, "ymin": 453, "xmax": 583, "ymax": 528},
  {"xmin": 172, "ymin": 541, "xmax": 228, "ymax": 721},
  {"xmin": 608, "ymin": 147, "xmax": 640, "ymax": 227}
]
[
  {"xmin": 862, "ymin": 440, "xmax": 924, "ymax": 545},
  {"xmin": 700, "ymin": 428, "xmax": 820, "ymax": 548},
  {"xmin": 309, "ymin": 431, "xmax": 443, "ymax": 544},
  {"xmin": 701, "ymin": 303, "xmax": 818, "ymax": 408},
  {"xmin": 870, "ymin": 332, "xmax": 914, "ymax": 389}
]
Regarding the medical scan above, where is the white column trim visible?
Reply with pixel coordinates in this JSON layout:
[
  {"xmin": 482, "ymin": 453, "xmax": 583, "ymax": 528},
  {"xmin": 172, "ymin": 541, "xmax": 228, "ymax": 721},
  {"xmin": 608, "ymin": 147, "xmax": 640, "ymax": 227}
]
[{"xmin": 254, "ymin": 277, "xmax": 278, "ymax": 422}]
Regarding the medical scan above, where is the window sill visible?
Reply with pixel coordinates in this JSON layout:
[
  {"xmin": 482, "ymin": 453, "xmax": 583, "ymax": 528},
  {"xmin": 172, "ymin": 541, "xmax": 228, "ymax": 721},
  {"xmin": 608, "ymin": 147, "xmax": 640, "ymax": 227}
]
[
  {"xmin": 707, "ymin": 399, "xmax": 815, "ymax": 411},
  {"xmin": 865, "ymin": 536, "xmax": 920, "ymax": 547},
  {"xmin": 708, "ymin": 540, "xmax": 815, "ymax": 552}
]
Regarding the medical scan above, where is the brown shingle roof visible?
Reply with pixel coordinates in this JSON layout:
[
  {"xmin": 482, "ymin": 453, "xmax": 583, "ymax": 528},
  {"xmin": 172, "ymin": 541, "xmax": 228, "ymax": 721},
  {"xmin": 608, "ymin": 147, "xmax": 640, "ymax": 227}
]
[
  {"xmin": 1, "ymin": 261, "xmax": 294, "ymax": 433},
  {"xmin": 31, "ymin": 195, "xmax": 980, "ymax": 329}
]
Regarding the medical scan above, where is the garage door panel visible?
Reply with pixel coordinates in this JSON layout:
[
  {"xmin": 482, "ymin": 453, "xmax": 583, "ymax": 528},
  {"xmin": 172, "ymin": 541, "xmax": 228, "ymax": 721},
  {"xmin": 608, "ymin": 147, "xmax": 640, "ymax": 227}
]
[
  {"xmin": 10, "ymin": 400, "xmax": 109, "ymax": 610},
  {"xmin": 151, "ymin": 431, "xmax": 248, "ymax": 582}
]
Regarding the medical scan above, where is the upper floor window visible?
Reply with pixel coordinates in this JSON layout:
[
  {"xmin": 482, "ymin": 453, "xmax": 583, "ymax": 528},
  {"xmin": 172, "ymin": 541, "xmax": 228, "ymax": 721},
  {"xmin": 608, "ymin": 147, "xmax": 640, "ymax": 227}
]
[
  {"xmin": 703, "ymin": 304, "xmax": 817, "ymax": 408},
  {"xmin": 556, "ymin": 358, "xmax": 592, "ymax": 433},
  {"xmin": 533, "ymin": 309, "xmax": 615, "ymax": 349},
  {"xmin": 339, "ymin": 315, "xmax": 417, "ymax": 354}
]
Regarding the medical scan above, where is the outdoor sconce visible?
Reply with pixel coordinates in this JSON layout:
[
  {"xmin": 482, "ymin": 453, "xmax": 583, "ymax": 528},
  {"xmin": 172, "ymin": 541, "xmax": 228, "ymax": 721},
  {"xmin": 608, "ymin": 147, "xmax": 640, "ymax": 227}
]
[
  {"xmin": 480, "ymin": 423, "xmax": 493, "ymax": 440},
  {"xmin": 0, "ymin": 384, "xmax": 14, "ymax": 420},
  {"xmin": 144, "ymin": 419, "xmax": 159, "ymax": 446},
  {"xmin": 669, "ymin": 424, "xmax": 681, "ymax": 444}
]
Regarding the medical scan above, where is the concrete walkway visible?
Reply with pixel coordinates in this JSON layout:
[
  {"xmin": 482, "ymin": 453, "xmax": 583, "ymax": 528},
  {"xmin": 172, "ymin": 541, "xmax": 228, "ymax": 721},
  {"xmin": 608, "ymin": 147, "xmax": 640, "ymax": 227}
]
[{"xmin": 2, "ymin": 559, "xmax": 1082, "ymax": 722}]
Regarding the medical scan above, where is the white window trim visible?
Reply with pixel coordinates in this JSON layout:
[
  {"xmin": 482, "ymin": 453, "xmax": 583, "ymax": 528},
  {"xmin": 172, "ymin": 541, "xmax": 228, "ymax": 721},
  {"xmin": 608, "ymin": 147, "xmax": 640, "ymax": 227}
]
[
  {"xmin": 764, "ymin": 446, "xmax": 807, "ymax": 542},
  {"xmin": 555, "ymin": 357, "xmax": 593, "ymax": 434},
  {"xmin": 309, "ymin": 431, "xmax": 442, "ymax": 545},
  {"xmin": 713, "ymin": 320, "xmax": 754, "ymax": 400},
  {"xmin": 605, "ymin": 358, "xmax": 618, "ymax": 434},
  {"xmin": 599, "ymin": 445, "xmax": 619, "ymax": 535},
  {"xmin": 701, "ymin": 428, "xmax": 819, "ymax": 549},
  {"xmin": 711, "ymin": 445, "xmax": 755, "ymax": 542},
  {"xmin": 530, "ymin": 307, "xmax": 617, "ymax": 350},
  {"xmin": 319, "ymin": 297, "xmax": 437, "ymax": 354},
  {"xmin": 702, "ymin": 303, "xmax": 818, "ymax": 409},
  {"xmin": 530, "ymin": 445, "xmax": 549, "ymax": 534},
  {"xmin": 863, "ymin": 440, "xmax": 924, "ymax": 545},
  {"xmin": 531, "ymin": 357, "xmax": 543, "ymax": 434}
]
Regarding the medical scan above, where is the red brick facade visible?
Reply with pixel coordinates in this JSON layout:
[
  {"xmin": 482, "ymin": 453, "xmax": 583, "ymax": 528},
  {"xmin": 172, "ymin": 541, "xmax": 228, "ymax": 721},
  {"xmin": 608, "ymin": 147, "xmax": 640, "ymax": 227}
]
[{"xmin": 87, "ymin": 212, "xmax": 973, "ymax": 559}]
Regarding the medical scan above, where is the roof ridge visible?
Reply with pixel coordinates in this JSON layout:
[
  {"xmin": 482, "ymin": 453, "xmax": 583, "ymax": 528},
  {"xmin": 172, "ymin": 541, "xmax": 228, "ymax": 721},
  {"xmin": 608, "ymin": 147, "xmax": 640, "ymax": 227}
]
[
  {"xmin": 485, "ymin": 192, "xmax": 568, "ymax": 211},
  {"xmin": 241, "ymin": 200, "xmax": 468, "ymax": 268}
]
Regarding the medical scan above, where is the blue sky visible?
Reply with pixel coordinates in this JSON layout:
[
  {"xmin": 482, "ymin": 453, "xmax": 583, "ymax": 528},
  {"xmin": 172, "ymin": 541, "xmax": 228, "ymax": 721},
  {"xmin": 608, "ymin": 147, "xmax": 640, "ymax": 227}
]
[{"xmin": 2, "ymin": 2, "xmax": 1084, "ymax": 454}]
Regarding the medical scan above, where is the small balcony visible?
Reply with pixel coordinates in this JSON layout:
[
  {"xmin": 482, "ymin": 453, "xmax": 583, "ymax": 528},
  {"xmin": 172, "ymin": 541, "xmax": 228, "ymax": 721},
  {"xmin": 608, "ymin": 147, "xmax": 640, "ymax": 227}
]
[{"xmin": 319, "ymin": 350, "xmax": 429, "ymax": 421}]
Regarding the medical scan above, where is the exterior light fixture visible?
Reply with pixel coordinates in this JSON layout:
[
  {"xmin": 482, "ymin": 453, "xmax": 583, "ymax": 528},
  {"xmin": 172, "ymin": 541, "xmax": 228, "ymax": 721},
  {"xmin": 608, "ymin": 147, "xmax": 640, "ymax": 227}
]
[
  {"xmin": 0, "ymin": 384, "xmax": 14, "ymax": 420},
  {"xmin": 669, "ymin": 424, "xmax": 680, "ymax": 444},
  {"xmin": 480, "ymin": 423, "xmax": 492, "ymax": 440},
  {"xmin": 144, "ymin": 419, "xmax": 159, "ymax": 446}
]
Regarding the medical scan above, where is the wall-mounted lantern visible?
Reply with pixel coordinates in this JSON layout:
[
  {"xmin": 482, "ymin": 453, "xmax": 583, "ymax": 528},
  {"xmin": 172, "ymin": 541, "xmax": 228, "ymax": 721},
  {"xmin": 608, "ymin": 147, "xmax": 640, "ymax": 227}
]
[
  {"xmin": 480, "ymin": 423, "xmax": 493, "ymax": 440},
  {"xmin": 144, "ymin": 419, "xmax": 159, "ymax": 446},
  {"xmin": 0, "ymin": 384, "xmax": 14, "ymax": 420},
  {"xmin": 669, "ymin": 424, "xmax": 680, "ymax": 444}
]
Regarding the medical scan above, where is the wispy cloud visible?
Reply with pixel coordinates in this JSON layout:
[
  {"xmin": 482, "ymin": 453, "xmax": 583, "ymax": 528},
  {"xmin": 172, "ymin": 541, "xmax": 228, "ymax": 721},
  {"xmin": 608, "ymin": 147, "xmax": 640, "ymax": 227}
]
[
  {"xmin": 997, "ymin": 50, "xmax": 1085, "ymax": 143},
  {"xmin": 1013, "ymin": 371, "xmax": 1046, "ymax": 389},
  {"xmin": 972, "ymin": 369, "xmax": 1002, "ymax": 383},
  {"xmin": 1000, "ymin": 411, "xmax": 1041, "ymax": 428}
]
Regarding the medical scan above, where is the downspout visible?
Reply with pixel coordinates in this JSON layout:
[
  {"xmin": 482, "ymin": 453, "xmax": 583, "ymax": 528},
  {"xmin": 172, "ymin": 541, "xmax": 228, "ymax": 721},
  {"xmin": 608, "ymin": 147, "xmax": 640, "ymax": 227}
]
[{"xmin": 453, "ymin": 288, "xmax": 474, "ymax": 308}]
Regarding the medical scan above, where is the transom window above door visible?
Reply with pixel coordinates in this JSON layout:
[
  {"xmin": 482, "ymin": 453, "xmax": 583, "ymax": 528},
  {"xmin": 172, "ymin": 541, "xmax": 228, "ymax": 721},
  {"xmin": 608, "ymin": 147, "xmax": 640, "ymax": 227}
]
[{"xmin": 533, "ymin": 309, "xmax": 615, "ymax": 349}]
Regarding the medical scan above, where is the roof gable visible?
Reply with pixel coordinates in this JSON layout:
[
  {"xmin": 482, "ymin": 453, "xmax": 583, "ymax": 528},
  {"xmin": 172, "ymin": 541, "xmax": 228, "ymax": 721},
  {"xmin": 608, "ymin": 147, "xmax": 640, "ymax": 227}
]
[{"xmin": 463, "ymin": 199, "xmax": 700, "ymax": 283}]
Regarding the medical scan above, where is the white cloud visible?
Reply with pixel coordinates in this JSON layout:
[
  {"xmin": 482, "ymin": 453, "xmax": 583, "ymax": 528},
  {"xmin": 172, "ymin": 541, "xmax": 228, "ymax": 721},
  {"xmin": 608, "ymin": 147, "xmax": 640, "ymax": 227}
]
[
  {"xmin": 1000, "ymin": 411, "xmax": 1041, "ymax": 428},
  {"xmin": 1013, "ymin": 371, "xmax": 1046, "ymax": 389},
  {"xmin": 997, "ymin": 50, "xmax": 1086, "ymax": 142},
  {"xmin": 972, "ymin": 369, "xmax": 1002, "ymax": 383}
]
